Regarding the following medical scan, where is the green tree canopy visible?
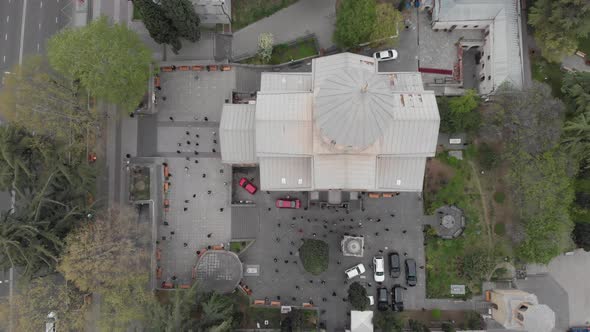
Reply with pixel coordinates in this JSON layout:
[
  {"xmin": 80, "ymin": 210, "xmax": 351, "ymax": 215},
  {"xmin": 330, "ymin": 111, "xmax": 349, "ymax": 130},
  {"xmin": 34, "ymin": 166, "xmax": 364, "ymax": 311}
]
[
  {"xmin": 162, "ymin": 0, "xmax": 201, "ymax": 42},
  {"xmin": 348, "ymin": 282, "xmax": 369, "ymax": 311},
  {"xmin": 299, "ymin": 239, "xmax": 329, "ymax": 275},
  {"xmin": 438, "ymin": 89, "xmax": 481, "ymax": 134},
  {"xmin": 373, "ymin": 310, "xmax": 403, "ymax": 332},
  {"xmin": 562, "ymin": 71, "xmax": 590, "ymax": 115},
  {"xmin": 459, "ymin": 248, "xmax": 494, "ymax": 282},
  {"xmin": 573, "ymin": 222, "xmax": 590, "ymax": 250},
  {"xmin": 47, "ymin": 16, "xmax": 152, "ymax": 111},
  {"xmin": 13, "ymin": 275, "xmax": 87, "ymax": 332},
  {"xmin": 133, "ymin": 0, "xmax": 182, "ymax": 53},
  {"xmin": 370, "ymin": 3, "xmax": 402, "ymax": 46},
  {"xmin": 529, "ymin": 0, "xmax": 590, "ymax": 62},
  {"xmin": 333, "ymin": 0, "xmax": 376, "ymax": 48}
]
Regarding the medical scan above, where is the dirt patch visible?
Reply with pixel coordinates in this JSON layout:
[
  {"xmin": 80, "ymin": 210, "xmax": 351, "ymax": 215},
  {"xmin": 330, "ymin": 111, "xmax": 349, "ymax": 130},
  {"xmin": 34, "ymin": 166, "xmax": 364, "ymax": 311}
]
[{"xmin": 425, "ymin": 158, "xmax": 456, "ymax": 194}]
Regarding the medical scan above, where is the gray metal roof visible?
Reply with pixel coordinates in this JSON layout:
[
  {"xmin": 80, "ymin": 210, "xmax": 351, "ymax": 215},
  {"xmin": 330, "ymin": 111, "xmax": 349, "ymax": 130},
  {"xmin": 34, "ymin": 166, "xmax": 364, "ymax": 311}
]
[
  {"xmin": 312, "ymin": 53, "xmax": 376, "ymax": 90},
  {"xmin": 314, "ymin": 155, "xmax": 376, "ymax": 190},
  {"xmin": 220, "ymin": 104, "xmax": 257, "ymax": 164},
  {"xmin": 376, "ymin": 157, "xmax": 427, "ymax": 191},
  {"xmin": 259, "ymin": 156, "xmax": 312, "ymax": 191},
  {"xmin": 379, "ymin": 72, "xmax": 425, "ymax": 92},
  {"xmin": 260, "ymin": 73, "xmax": 312, "ymax": 92},
  {"xmin": 314, "ymin": 69, "xmax": 395, "ymax": 150},
  {"xmin": 255, "ymin": 92, "xmax": 313, "ymax": 155}
]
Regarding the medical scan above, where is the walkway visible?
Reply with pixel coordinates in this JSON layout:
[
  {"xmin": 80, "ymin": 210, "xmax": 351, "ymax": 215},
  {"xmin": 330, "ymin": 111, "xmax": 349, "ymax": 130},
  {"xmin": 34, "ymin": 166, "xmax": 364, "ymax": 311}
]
[{"xmin": 231, "ymin": 0, "xmax": 337, "ymax": 60}]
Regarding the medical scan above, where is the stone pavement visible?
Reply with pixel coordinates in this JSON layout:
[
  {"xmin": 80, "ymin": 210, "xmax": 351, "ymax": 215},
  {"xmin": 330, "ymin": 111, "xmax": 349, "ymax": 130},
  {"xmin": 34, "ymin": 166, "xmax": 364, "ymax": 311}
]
[
  {"xmin": 239, "ymin": 192, "xmax": 428, "ymax": 331},
  {"xmin": 231, "ymin": 0, "xmax": 337, "ymax": 60}
]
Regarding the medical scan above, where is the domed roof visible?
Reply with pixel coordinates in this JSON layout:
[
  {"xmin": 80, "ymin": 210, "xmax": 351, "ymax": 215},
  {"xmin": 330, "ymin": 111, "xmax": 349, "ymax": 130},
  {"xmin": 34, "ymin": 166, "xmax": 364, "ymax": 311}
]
[{"xmin": 314, "ymin": 68, "xmax": 395, "ymax": 150}]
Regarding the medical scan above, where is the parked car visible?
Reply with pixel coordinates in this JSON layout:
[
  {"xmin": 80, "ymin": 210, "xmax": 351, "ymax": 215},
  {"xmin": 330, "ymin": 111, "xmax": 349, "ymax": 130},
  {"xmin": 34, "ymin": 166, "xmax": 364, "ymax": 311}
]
[
  {"xmin": 373, "ymin": 256, "xmax": 385, "ymax": 283},
  {"xmin": 275, "ymin": 198, "xmax": 301, "ymax": 209},
  {"xmin": 392, "ymin": 285, "xmax": 404, "ymax": 311},
  {"xmin": 377, "ymin": 287, "xmax": 389, "ymax": 311},
  {"xmin": 405, "ymin": 258, "xmax": 417, "ymax": 287},
  {"xmin": 238, "ymin": 177, "xmax": 258, "ymax": 195},
  {"xmin": 345, "ymin": 263, "xmax": 366, "ymax": 279},
  {"xmin": 389, "ymin": 252, "xmax": 401, "ymax": 278},
  {"xmin": 373, "ymin": 49, "xmax": 398, "ymax": 61}
]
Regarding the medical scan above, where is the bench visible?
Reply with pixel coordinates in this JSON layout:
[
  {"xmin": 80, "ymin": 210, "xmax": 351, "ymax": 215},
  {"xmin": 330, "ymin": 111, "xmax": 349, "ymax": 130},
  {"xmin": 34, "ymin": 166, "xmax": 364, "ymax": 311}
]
[
  {"xmin": 160, "ymin": 66, "xmax": 173, "ymax": 72},
  {"xmin": 221, "ymin": 65, "xmax": 232, "ymax": 71},
  {"xmin": 179, "ymin": 66, "xmax": 190, "ymax": 71},
  {"xmin": 253, "ymin": 300, "xmax": 266, "ymax": 305},
  {"xmin": 192, "ymin": 65, "xmax": 204, "ymax": 71}
]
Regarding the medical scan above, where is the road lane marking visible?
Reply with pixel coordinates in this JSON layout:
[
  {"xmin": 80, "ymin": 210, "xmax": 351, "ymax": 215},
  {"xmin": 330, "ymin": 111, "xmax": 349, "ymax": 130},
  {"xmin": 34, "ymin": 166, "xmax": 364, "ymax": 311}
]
[
  {"xmin": 56, "ymin": 17, "xmax": 58, "ymax": 23},
  {"xmin": 18, "ymin": 0, "xmax": 27, "ymax": 64},
  {"xmin": 2, "ymin": 56, "xmax": 5, "ymax": 63},
  {"xmin": 39, "ymin": 23, "xmax": 41, "ymax": 30},
  {"xmin": 4, "ymin": 34, "xmax": 7, "ymax": 41},
  {"xmin": 37, "ymin": 43, "xmax": 40, "ymax": 52},
  {"xmin": 40, "ymin": 1, "xmax": 43, "ymax": 8},
  {"xmin": 6, "ymin": 16, "xmax": 9, "ymax": 23}
]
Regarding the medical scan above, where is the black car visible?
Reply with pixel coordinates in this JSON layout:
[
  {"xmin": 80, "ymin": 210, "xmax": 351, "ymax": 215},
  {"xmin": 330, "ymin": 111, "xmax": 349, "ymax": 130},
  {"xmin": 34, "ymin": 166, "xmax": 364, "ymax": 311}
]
[
  {"xmin": 377, "ymin": 287, "xmax": 389, "ymax": 311},
  {"xmin": 405, "ymin": 259, "xmax": 417, "ymax": 287},
  {"xmin": 388, "ymin": 252, "xmax": 401, "ymax": 278},
  {"xmin": 392, "ymin": 285, "xmax": 404, "ymax": 311}
]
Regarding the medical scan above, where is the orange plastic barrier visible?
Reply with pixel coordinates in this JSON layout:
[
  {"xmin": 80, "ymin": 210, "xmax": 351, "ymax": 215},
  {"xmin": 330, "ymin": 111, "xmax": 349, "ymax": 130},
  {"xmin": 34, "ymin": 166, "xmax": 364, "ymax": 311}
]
[
  {"xmin": 160, "ymin": 66, "xmax": 173, "ymax": 72},
  {"xmin": 179, "ymin": 65, "xmax": 190, "ymax": 71},
  {"xmin": 192, "ymin": 65, "xmax": 204, "ymax": 71},
  {"xmin": 221, "ymin": 65, "xmax": 232, "ymax": 71}
]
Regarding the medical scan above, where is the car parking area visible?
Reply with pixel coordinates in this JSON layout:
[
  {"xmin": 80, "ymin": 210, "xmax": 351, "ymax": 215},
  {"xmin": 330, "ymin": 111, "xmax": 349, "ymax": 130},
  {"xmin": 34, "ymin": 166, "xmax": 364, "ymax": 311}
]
[{"xmin": 239, "ymin": 190, "xmax": 428, "ymax": 331}]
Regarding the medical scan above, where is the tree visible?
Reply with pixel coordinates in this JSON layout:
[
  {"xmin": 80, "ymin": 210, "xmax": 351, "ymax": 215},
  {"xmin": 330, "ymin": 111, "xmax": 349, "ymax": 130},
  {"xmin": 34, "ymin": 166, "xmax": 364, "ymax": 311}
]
[
  {"xmin": 464, "ymin": 311, "xmax": 485, "ymax": 330},
  {"xmin": 133, "ymin": 0, "xmax": 182, "ymax": 53},
  {"xmin": 562, "ymin": 71, "xmax": 590, "ymax": 116},
  {"xmin": 459, "ymin": 248, "xmax": 494, "ymax": 282},
  {"xmin": 348, "ymin": 282, "xmax": 369, "ymax": 311},
  {"xmin": 0, "ymin": 56, "xmax": 96, "ymax": 155},
  {"xmin": 47, "ymin": 16, "xmax": 153, "ymax": 112},
  {"xmin": 441, "ymin": 322, "xmax": 456, "ymax": 332},
  {"xmin": 13, "ymin": 275, "xmax": 87, "ymax": 332},
  {"xmin": 258, "ymin": 33, "xmax": 274, "ymax": 64},
  {"xmin": 333, "ymin": 0, "xmax": 376, "ymax": 48},
  {"xmin": 162, "ymin": 0, "xmax": 201, "ymax": 42},
  {"xmin": 573, "ymin": 222, "xmax": 590, "ymax": 251},
  {"xmin": 409, "ymin": 319, "xmax": 431, "ymax": 332},
  {"xmin": 477, "ymin": 143, "xmax": 499, "ymax": 170},
  {"xmin": 299, "ymin": 239, "xmax": 329, "ymax": 275},
  {"xmin": 370, "ymin": 3, "xmax": 402, "ymax": 46},
  {"xmin": 529, "ymin": 0, "xmax": 590, "ymax": 62},
  {"xmin": 438, "ymin": 90, "xmax": 480, "ymax": 134},
  {"xmin": 198, "ymin": 292, "xmax": 235, "ymax": 329},
  {"xmin": 58, "ymin": 207, "xmax": 150, "ymax": 293},
  {"xmin": 562, "ymin": 111, "xmax": 590, "ymax": 168},
  {"xmin": 373, "ymin": 310, "xmax": 403, "ymax": 332}
]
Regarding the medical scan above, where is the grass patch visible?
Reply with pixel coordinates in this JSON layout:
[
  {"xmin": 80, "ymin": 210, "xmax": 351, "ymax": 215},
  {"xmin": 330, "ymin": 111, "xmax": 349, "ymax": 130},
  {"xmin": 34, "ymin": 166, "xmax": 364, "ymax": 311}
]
[
  {"xmin": 232, "ymin": 0, "xmax": 298, "ymax": 31},
  {"xmin": 239, "ymin": 38, "xmax": 318, "ymax": 65},
  {"xmin": 578, "ymin": 35, "xmax": 590, "ymax": 55},
  {"xmin": 493, "ymin": 191, "xmax": 505, "ymax": 204},
  {"xmin": 129, "ymin": 166, "xmax": 150, "ymax": 201},
  {"xmin": 299, "ymin": 239, "xmax": 329, "ymax": 275},
  {"xmin": 132, "ymin": 5, "xmax": 142, "ymax": 21},
  {"xmin": 531, "ymin": 55, "xmax": 564, "ymax": 98},
  {"xmin": 494, "ymin": 223, "xmax": 506, "ymax": 236},
  {"xmin": 243, "ymin": 307, "xmax": 282, "ymax": 329},
  {"xmin": 230, "ymin": 240, "xmax": 253, "ymax": 254}
]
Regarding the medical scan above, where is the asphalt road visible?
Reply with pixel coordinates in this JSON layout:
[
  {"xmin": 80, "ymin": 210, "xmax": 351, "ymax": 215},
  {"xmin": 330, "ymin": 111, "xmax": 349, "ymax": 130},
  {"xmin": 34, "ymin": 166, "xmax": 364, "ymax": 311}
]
[{"xmin": 0, "ymin": 0, "xmax": 72, "ymax": 87}]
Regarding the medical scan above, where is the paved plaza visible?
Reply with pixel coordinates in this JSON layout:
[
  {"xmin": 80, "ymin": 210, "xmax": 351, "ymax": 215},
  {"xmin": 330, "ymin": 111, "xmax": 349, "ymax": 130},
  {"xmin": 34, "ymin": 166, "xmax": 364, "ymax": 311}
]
[{"xmin": 239, "ymin": 191, "xmax": 428, "ymax": 331}]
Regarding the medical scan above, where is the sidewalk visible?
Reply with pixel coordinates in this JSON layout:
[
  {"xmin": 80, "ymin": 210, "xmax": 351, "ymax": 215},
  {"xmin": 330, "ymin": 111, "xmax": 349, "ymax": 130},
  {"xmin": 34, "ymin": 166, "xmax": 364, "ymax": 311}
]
[{"xmin": 231, "ymin": 0, "xmax": 337, "ymax": 60}]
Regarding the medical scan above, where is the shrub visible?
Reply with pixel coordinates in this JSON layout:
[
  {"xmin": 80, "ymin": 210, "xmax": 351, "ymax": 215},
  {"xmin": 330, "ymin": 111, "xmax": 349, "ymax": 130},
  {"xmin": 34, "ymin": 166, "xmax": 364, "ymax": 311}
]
[
  {"xmin": 573, "ymin": 222, "xmax": 590, "ymax": 251},
  {"xmin": 299, "ymin": 239, "xmax": 329, "ymax": 275},
  {"xmin": 431, "ymin": 308, "xmax": 442, "ymax": 320},
  {"xmin": 478, "ymin": 143, "xmax": 498, "ymax": 170},
  {"xmin": 348, "ymin": 282, "xmax": 369, "ymax": 311},
  {"xmin": 465, "ymin": 311, "xmax": 484, "ymax": 329},
  {"xmin": 459, "ymin": 249, "xmax": 494, "ymax": 282},
  {"xmin": 441, "ymin": 322, "xmax": 456, "ymax": 332},
  {"xmin": 493, "ymin": 191, "xmax": 506, "ymax": 204},
  {"xmin": 494, "ymin": 223, "xmax": 506, "ymax": 236}
]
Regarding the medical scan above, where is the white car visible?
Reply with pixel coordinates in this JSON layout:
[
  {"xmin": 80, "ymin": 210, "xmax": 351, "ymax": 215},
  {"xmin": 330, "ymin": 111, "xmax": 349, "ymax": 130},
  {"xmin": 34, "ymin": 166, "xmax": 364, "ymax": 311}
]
[
  {"xmin": 373, "ymin": 256, "xmax": 385, "ymax": 283},
  {"xmin": 345, "ymin": 263, "xmax": 366, "ymax": 279},
  {"xmin": 373, "ymin": 49, "xmax": 398, "ymax": 61}
]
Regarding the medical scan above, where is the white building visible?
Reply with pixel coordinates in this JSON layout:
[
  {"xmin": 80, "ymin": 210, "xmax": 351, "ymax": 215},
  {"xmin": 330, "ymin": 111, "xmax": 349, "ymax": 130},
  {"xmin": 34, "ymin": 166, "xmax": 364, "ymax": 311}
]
[
  {"xmin": 489, "ymin": 289, "xmax": 556, "ymax": 332},
  {"xmin": 428, "ymin": 0, "xmax": 525, "ymax": 94},
  {"xmin": 220, "ymin": 53, "xmax": 440, "ymax": 193}
]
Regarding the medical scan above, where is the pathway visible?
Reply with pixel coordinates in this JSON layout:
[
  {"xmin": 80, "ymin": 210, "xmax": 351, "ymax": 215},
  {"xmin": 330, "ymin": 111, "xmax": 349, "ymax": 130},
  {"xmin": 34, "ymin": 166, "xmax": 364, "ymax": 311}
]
[
  {"xmin": 231, "ymin": 0, "xmax": 337, "ymax": 60},
  {"xmin": 468, "ymin": 161, "xmax": 492, "ymax": 247}
]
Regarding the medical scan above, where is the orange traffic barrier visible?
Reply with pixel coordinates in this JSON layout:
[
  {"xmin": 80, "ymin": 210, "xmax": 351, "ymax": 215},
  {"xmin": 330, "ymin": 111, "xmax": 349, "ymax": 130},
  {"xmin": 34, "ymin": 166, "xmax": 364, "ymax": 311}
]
[
  {"xmin": 154, "ymin": 76, "xmax": 161, "ymax": 88},
  {"xmin": 192, "ymin": 65, "xmax": 204, "ymax": 71},
  {"xmin": 207, "ymin": 65, "xmax": 218, "ymax": 71},
  {"xmin": 383, "ymin": 192, "xmax": 394, "ymax": 198},
  {"xmin": 179, "ymin": 66, "xmax": 190, "ymax": 71},
  {"xmin": 163, "ymin": 165, "xmax": 169, "ymax": 178},
  {"xmin": 221, "ymin": 65, "xmax": 232, "ymax": 71},
  {"xmin": 160, "ymin": 66, "xmax": 173, "ymax": 72},
  {"xmin": 368, "ymin": 192, "xmax": 381, "ymax": 198},
  {"xmin": 179, "ymin": 284, "xmax": 191, "ymax": 289},
  {"xmin": 156, "ymin": 267, "xmax": 163, "ymax": 279},
  {"xmin": 254, "ymin": 300, "xmax": 265, "ymax": 305}
]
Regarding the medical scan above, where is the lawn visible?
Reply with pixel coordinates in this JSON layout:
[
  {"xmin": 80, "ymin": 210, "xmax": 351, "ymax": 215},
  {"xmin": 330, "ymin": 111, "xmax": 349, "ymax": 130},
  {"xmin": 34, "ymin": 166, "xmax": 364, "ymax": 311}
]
[
  {"xmin": 230, "ymin": 240, "xmax": 253, "ymax": 254},
  {"xmin": 129, "ymin": 166, "xmax": 150, "ymax": 201},
  {"xmin": 299, "ymin": 239, "xmax": 329, "ymax": 275},
  {"xmin": 531, "ymin": 55, "xmax": 564, "ymax": 98},
  {"xmin": 239, "ymin": 38, "xmax": 318, "ymax": 65},
  {"xmin": 242, "ymin": 307, "xmax": 282, "ymax": 329},
  {"xmin": 232, "ymin": 0, "xmax": 298, "ymax": 31}
]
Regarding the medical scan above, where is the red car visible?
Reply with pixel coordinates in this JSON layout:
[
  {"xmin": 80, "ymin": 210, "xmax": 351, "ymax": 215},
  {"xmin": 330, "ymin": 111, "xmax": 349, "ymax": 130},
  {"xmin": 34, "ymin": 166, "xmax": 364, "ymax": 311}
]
[
  {"xmin": 275, "ymin": 198, "xmax": 301, "ymax": 209},
  {"xmin": 239, "ymin": 177, "xmax": 258, "ymax": 195}
]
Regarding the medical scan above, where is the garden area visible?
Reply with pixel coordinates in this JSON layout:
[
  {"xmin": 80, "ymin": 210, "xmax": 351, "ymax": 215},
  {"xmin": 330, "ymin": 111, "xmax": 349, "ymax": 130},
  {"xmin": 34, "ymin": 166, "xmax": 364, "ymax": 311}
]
[
  {"xmin": 299, "ymin": 239, "xmax": 329, "ymax": 275},
  {"xmin": 129, "ymin": 166, "xmax": 151, "ymax": 201},
  {"xmin": 241, "ymin": 306, "xmax": 318, "ymax": 330},
  {"xmin": 231, "ymin": 0, "xmax": 298, "ymax": 31},
  {"xmin": 239, "ymin": 37, "xmax": 318, "ymax": 65},
  {"xmin": 531, "ymin": 54, "xmax": 565, "ymax": 98}
]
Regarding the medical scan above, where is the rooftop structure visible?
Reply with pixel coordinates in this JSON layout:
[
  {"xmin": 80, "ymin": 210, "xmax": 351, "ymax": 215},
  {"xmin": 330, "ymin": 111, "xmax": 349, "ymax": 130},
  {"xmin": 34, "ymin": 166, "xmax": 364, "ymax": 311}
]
[
  {"xmin": 429, "ymin": 0, "xmax": 524, "ymax": 94},
  {"xmin": 350, "ymin": 311, "xmax": 374, "ymax": 332},
  {"xmin": 490, "ymin": 289, "xmax": 556, "ymax": 332},
  {"xmin": 220, "ymin": 53, "xmax": 440, "ymax": 192}
]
